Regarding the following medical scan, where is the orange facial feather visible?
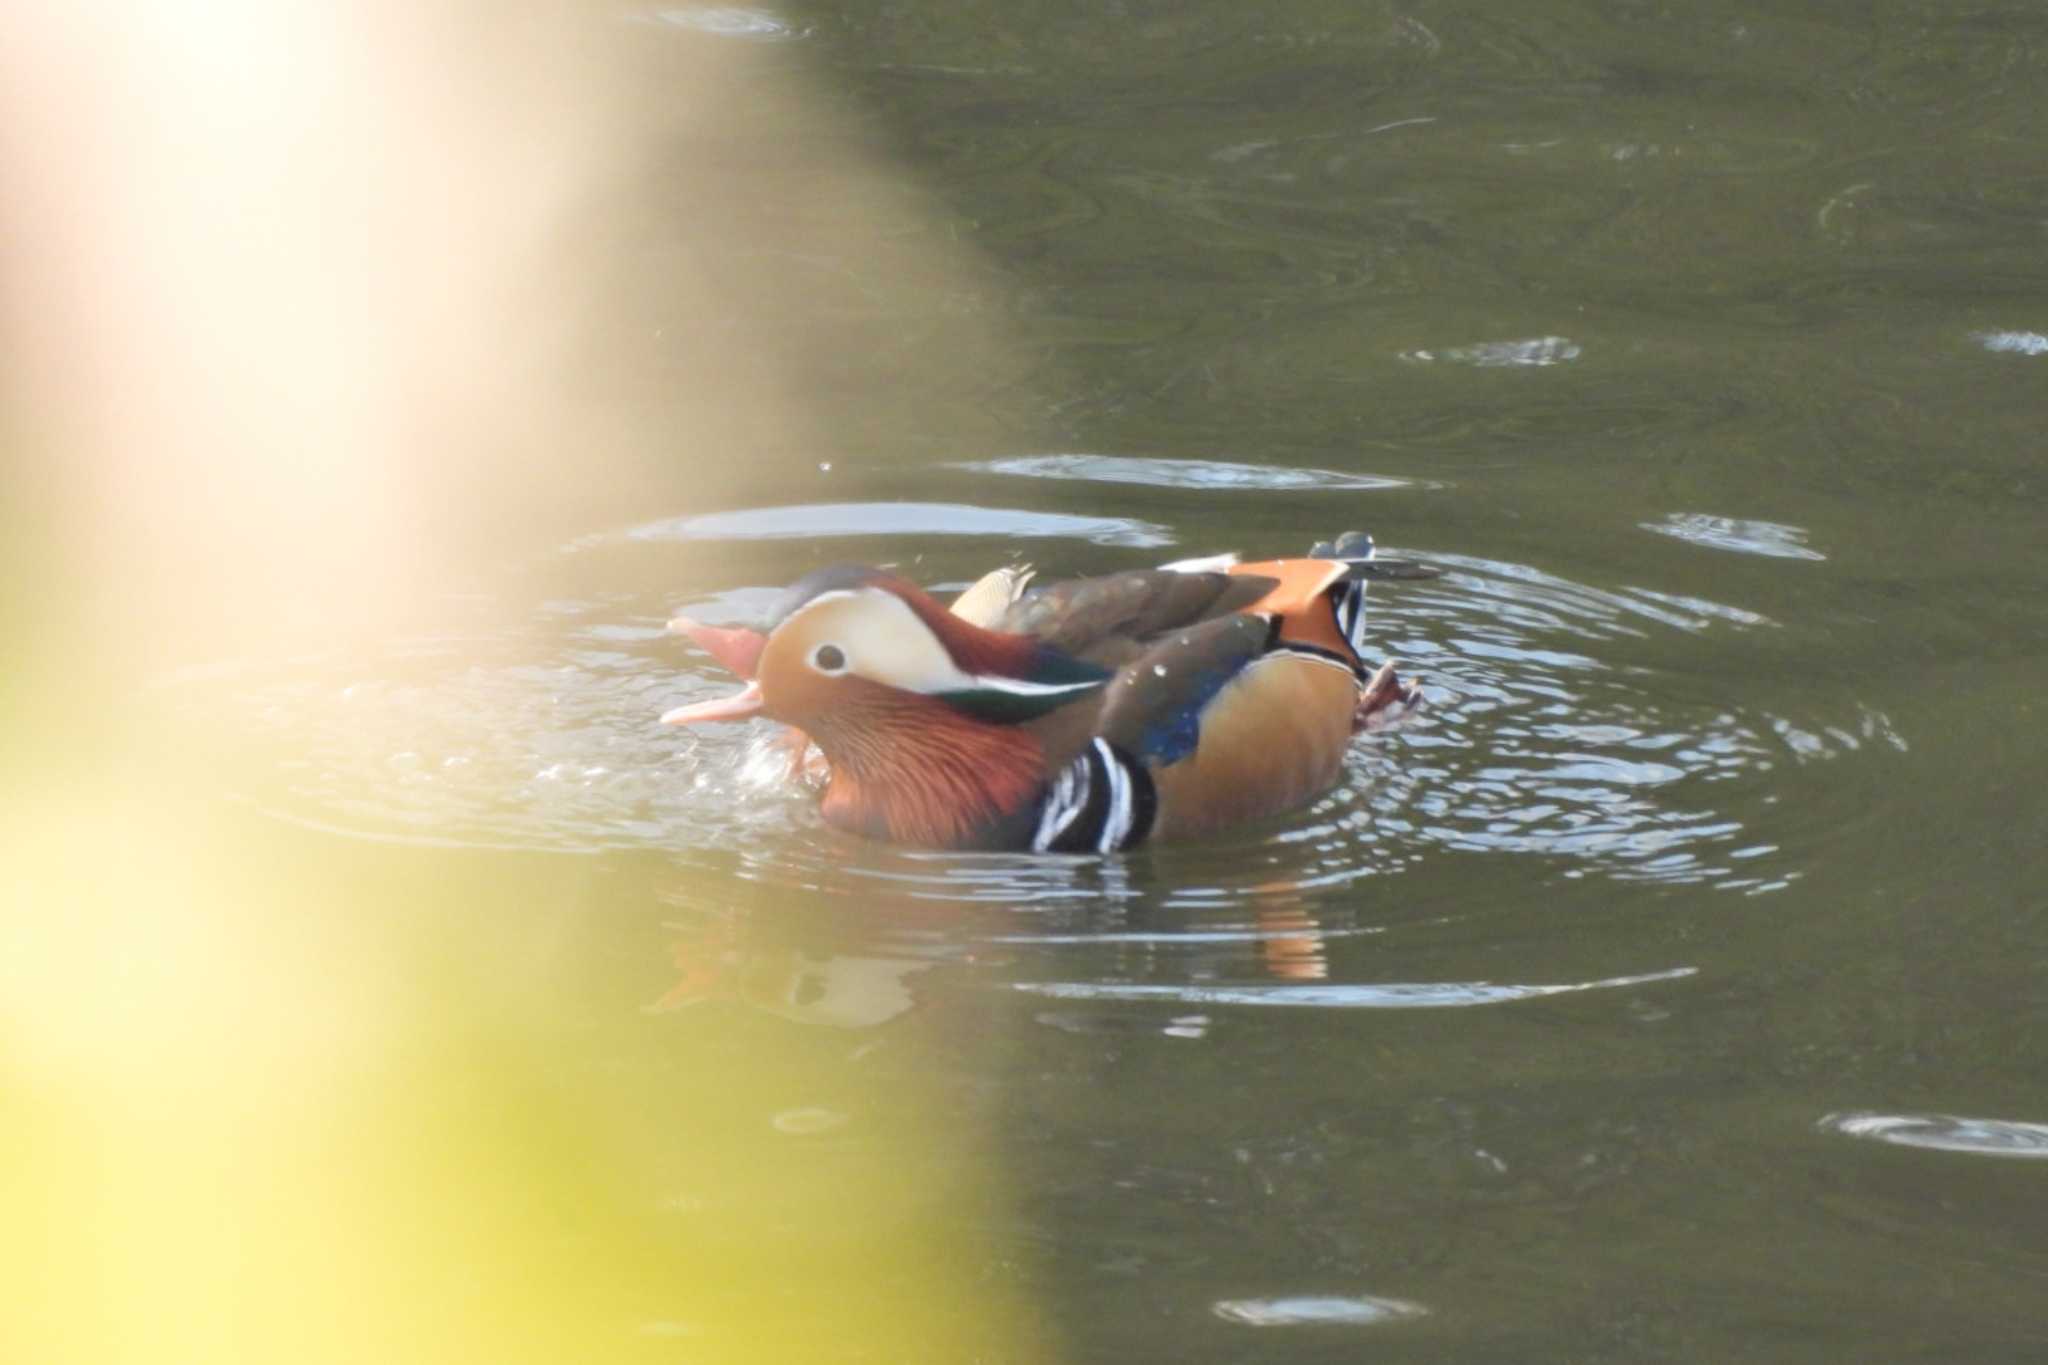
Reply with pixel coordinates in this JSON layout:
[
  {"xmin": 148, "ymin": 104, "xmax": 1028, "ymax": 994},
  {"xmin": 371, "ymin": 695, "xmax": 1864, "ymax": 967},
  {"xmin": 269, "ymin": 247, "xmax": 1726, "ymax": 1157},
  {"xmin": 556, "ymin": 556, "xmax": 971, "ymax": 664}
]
[
  {"xmin": 1231, "ymin": 558, "xmax": 1356, "ymax": 660},
  {"xmin": 803, "ymin": 678, "xmax": 1046, "ymax": 848}
]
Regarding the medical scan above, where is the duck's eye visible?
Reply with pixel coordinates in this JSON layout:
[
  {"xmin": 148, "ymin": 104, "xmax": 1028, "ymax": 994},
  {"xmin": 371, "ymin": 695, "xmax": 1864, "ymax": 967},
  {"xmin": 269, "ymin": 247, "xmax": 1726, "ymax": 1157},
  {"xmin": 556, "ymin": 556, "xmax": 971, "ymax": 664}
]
[{"xmin": 811, "ymin": 643, "xmax": 848, "ymax": 674}]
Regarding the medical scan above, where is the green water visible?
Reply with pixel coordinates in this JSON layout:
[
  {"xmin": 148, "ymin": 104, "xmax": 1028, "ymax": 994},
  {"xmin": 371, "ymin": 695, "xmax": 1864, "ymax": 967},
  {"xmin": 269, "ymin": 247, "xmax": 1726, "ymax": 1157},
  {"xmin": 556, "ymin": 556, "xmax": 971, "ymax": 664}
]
[{"xmin": 30, "ymin": 1, "xmax": 2048, "ymax": 1361}]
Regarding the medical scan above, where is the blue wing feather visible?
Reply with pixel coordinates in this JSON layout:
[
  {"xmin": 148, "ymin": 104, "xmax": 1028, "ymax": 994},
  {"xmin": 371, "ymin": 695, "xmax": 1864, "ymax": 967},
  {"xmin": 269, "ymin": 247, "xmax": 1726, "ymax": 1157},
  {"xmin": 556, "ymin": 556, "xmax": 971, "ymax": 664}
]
[{"xmin": 1098, "ymin": 614, "xmax": 1270, "ymax": 768}]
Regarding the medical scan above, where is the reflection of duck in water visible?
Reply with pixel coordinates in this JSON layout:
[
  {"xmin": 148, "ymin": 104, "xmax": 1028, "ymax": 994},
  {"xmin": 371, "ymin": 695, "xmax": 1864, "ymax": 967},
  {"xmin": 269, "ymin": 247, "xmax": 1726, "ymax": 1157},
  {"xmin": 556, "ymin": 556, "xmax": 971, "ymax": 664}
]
[
  {"xmin": 1247, "ymin": 889, "xmax": 1331, "ymax": 983},
  {"xmin": 649, "ymin": 915, "xmax": 943, "ymax": 1029},
  {"xmin": 650, "ymin": 898, "xmax": 1337, "ymax": 1035},
  {"xmin": 660, "ymin": 533, "xmax": 1435, "ymax": 851}
]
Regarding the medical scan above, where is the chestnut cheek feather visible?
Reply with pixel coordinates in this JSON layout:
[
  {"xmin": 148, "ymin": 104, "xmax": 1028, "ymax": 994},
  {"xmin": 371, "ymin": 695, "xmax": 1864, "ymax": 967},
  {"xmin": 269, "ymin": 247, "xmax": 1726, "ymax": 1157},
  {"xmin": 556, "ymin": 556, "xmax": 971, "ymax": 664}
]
[{"xmin": 807, "ymin": 685, "xmax": 1045, "ymax": 848}]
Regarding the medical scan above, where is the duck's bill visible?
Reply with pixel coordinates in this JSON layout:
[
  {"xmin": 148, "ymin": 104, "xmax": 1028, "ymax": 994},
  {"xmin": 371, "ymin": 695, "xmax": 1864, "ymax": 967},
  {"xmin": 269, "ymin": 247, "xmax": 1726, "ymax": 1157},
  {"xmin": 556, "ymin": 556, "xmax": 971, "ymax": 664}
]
[
  {"xmin": 667, "ymin": 617, "xmax": 767, "ymax": 679},
  {"xmin": 660, "ymin": 680, "xmax": 765, "ymax": 725}
]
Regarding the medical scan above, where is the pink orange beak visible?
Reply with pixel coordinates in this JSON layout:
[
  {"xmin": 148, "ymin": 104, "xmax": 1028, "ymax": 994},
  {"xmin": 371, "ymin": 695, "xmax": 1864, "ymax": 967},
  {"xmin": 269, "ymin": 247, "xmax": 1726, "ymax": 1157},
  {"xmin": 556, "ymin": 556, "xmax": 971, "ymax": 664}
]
[
  {"xmin": 661, "ymin": 616, "xmax": 770, "ymax": 725},
  {"xmin": 660, "ymin": 679, "xmax": 765, "ymax": 725}
]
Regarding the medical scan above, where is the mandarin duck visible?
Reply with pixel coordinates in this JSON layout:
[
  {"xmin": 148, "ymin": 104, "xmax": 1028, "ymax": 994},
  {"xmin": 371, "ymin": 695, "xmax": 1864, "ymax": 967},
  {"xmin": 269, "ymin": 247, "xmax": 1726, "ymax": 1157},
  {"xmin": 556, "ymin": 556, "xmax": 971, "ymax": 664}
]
[{"xmin": 661, "ymin": 532, "xmax": 1436, "ymax": 851}]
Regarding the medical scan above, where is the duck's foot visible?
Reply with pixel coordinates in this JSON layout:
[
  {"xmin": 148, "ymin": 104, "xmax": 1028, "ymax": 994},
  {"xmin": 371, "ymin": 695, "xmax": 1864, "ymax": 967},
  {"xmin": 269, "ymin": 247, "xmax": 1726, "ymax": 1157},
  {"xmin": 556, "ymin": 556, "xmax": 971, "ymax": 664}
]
[{"xmin": 1354, "ymin": 659, "xmax": 1426, "ymax": 732}]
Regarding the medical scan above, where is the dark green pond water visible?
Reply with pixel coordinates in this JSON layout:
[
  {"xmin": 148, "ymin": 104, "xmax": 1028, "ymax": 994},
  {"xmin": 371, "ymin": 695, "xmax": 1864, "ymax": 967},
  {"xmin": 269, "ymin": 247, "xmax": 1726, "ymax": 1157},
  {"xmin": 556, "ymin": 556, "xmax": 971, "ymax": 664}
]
[{"xmin": 94, "ymin": 1, "xmax": 2048, "ymax": 1360}]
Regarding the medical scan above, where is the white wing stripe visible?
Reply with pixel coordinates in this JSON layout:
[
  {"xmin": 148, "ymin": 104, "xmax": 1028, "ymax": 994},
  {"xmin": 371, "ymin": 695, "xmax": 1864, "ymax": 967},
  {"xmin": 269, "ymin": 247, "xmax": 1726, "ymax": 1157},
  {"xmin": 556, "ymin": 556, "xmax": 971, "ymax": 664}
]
[
  {"xmin": 1031, "ymin": 759, "xmax": 1088, "ymax": 851},
  {"xmin": 1094, "ymin": 738, "xmax": 1132, "ymax": 854}
]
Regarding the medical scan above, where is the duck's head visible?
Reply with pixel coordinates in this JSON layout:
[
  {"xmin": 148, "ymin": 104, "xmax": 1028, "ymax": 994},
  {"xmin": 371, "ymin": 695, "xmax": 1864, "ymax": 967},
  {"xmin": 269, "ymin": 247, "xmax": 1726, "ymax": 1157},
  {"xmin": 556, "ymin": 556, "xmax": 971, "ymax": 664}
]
[{"xmin": 661, "ymin": 565, "xmax": 1108, "ymax": 734}]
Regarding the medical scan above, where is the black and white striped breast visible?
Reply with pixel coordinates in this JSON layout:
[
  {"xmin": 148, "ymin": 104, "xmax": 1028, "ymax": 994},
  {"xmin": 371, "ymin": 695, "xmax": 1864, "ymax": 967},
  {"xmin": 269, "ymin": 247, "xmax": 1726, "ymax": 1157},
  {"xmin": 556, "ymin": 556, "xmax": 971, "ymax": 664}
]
[{"xmin": 1029, "ymin": 738, "xmax": 1158, "ymax": 853}]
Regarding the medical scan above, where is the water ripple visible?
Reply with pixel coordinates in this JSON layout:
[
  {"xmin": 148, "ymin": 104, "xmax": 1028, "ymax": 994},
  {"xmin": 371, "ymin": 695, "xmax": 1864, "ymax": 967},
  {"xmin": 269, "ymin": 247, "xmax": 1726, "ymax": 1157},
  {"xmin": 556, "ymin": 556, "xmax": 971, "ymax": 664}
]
[
  {"xmin": 631, "ymin": 6, "xmax": 807, "ymax": 41},
  {"xmin": 1973, "ymin": 330, "xmax": 2048, "ymax": 357},
  {"xmin": 172, "ymin": 535, "xmax": 1890, "ymax": 910},
  {"xmin": 1011, "ymin": 965, "xmax": 1695, "ymax": 1009},
  {"xmin": 1400, "ymin": 336, "xmax": 1582, "ymax": 368},
  {"xmin": 1818, "ymin": 1112, "xmax": 2048, "ymax": 1159},
  {"xmin": 1643, "ymin": 513, "xmax": 1827, "ymax": 561},
  {"xmin": 957, "ymin": 452, "xmax": 1417, "ymax": 492},
  {"xmin": 615, "ymin": 501, "xmax": 1172, "ymax": 548},
  {"xmin": 1213, "ymin": 1295, "xmax": 1428, "ymax": 1326}
]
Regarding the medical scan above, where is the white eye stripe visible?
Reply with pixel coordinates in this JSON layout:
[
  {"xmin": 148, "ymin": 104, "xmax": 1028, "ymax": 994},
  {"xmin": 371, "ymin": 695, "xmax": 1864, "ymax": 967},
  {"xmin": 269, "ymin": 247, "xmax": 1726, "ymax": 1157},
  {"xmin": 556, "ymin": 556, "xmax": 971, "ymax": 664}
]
[
  {"xmin": 777, "ymin": 589, "xmax": 966, "ymax": 692},
  {"xmin": 960, "ymin": 674, "xmax": 1102, "ymax": 699},
  {"xmin": 780, "ymin": 586, "xmax": 1105, "ymax": 700}
]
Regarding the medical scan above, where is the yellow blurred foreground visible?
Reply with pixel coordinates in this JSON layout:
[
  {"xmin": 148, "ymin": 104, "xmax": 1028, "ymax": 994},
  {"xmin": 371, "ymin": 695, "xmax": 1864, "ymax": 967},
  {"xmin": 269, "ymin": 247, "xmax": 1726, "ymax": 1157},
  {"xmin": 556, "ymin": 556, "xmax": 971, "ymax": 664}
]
[
  {"xmin": 3, "ymin": 779, "xmax": 1048, "ymax": 1363},
  {"xmin": 0, "ymin": 1, "xmax": 1043, "ymax": 1359}
]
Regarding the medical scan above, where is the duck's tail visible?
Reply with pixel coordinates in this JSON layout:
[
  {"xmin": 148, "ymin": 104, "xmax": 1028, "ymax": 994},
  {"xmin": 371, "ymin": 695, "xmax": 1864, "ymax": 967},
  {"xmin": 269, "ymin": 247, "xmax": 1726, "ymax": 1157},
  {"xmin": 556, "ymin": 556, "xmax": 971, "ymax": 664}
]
[{"xmin": 1312, "ymin": 530, "xmax": 1441, "ymax": 580}]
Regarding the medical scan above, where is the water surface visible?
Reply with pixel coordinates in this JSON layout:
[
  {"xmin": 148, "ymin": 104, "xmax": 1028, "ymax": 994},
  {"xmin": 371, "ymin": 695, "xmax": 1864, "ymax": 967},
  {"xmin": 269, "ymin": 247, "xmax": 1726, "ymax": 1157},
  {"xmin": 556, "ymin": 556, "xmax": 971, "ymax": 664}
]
[{"xmin": 162, "ymin": 1, "xmax": 2048, "ymax": 1359}]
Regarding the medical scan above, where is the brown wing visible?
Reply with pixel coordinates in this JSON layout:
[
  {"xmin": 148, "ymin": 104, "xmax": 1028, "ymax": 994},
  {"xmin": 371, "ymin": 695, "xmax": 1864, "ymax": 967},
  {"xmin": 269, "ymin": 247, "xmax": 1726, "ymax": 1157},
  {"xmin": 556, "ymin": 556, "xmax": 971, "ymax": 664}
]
[
  {"xmin": 1090, "ymin": 613, "xmax": 1273, "ymax": 762},
  {"xmin": 996, "ymin": 570, "xmax": 1278, "ymax": 663},
  {"xmin": 1024, "ymin": 612, "xmax": 1273, "ymax": 775},
  {"xmin": 1144, "ymin": 653, "xmax": 1361, "ymax": 839},
  {"xmin": 1093, "ymin": 613, "xmax": 1359, "ymax": 836}
]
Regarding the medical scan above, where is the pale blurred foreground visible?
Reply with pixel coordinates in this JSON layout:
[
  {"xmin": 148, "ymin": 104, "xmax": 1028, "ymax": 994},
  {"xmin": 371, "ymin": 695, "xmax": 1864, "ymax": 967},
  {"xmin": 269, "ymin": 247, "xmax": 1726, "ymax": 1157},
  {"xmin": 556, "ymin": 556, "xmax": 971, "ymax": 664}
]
[{"xmin": 0, "ymin": 2, "xmax": 1044, "ymax": 1359}]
